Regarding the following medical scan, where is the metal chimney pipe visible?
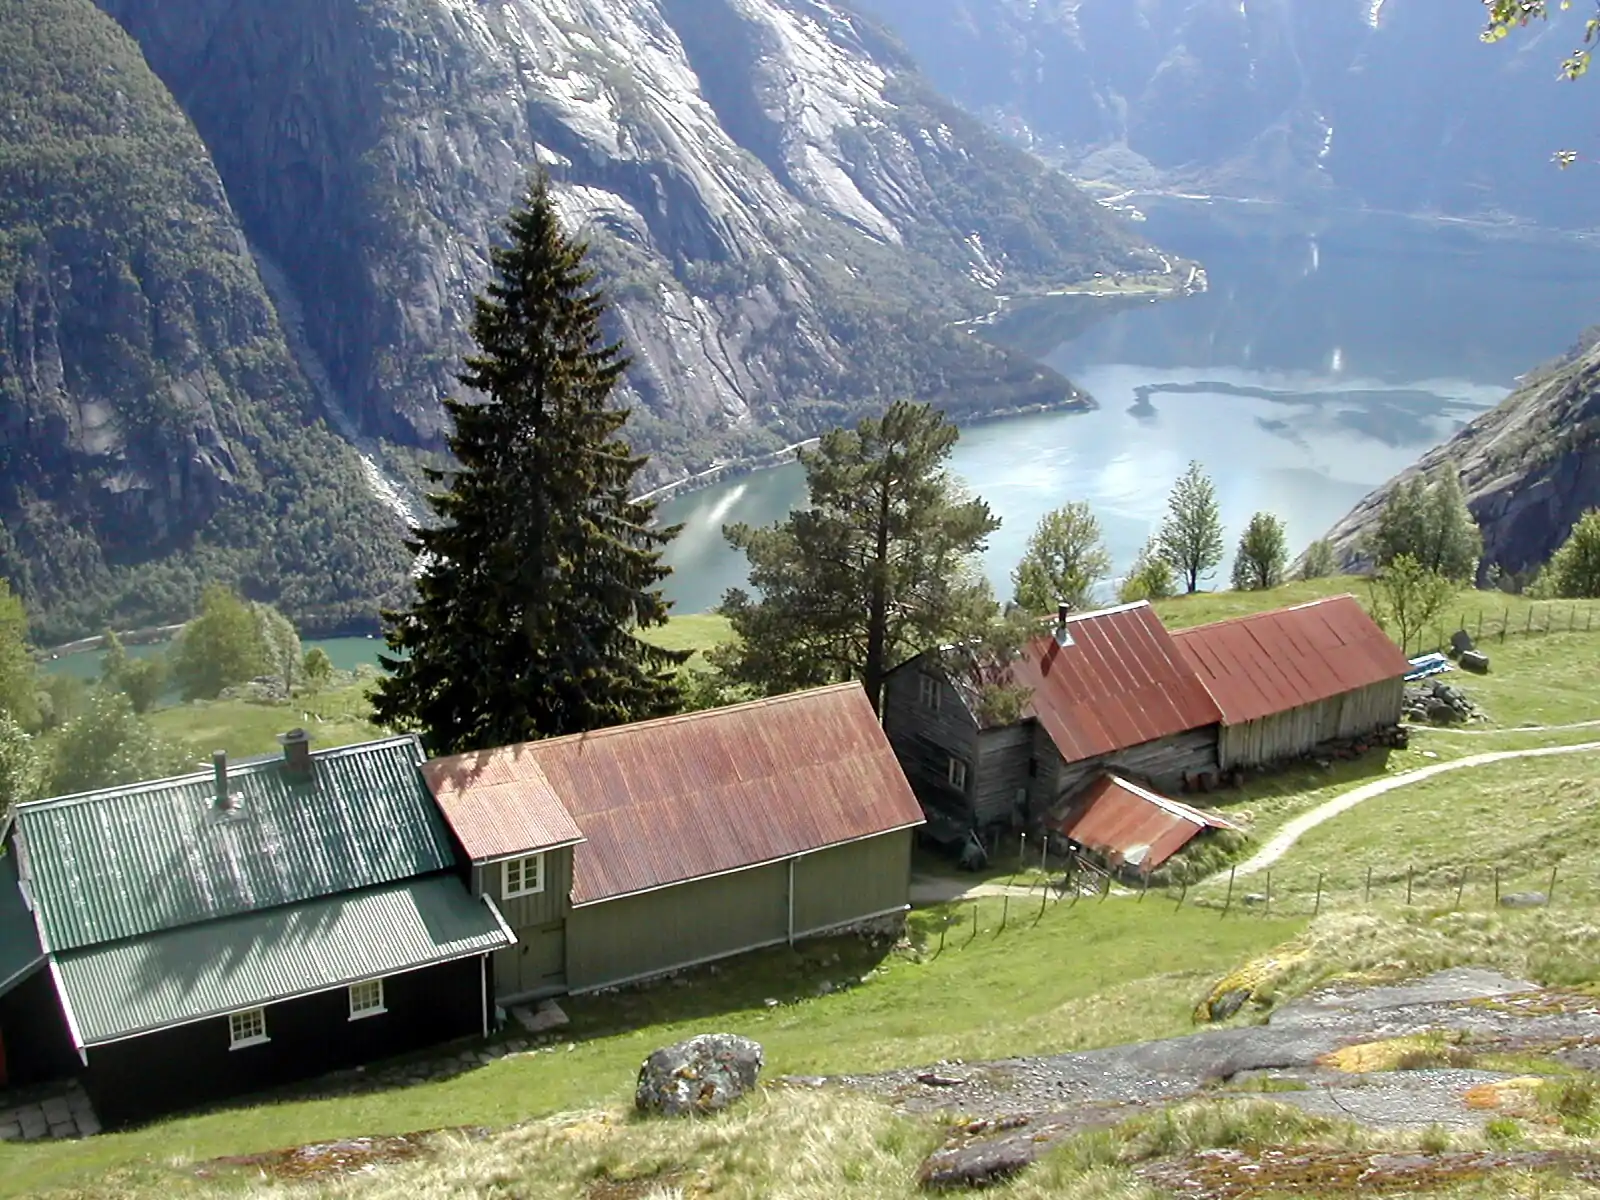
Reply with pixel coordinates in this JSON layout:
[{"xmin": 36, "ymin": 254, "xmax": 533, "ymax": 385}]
[
  {"xmin": 1057, "ymin": 601, "xmax": 1070, "ymax": 626},
  {"xmin": 212, "ymin": 750, "xmax": 229, "ymax": 808}
]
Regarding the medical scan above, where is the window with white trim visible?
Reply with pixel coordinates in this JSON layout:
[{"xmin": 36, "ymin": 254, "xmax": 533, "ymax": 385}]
[
  {"xmin": 228, "ymin": 1007, "xmax": 268, "ymax": 1049},
  {"xmin": 918, "ymin": 674, "xmax": 942, "ymax": 710},
  {"xmin": 503, "ymin": 853, "xmax": 546, "ymax": 899},
  {"xmin": 947, "ymin": 757, "xmax": 968, "ymax": 791},
  {"xmin": 348, "ymin": 978, "xmax": 386, "ymax": 1020}
]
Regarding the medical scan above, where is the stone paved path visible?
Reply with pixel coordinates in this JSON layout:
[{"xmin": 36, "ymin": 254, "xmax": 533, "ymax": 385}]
[{"xmin": 0, "ymin": 1082, "xmax": 99, "ymax": 1140}]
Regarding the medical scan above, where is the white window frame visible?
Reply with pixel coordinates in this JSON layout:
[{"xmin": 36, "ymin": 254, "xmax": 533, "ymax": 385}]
[
  {"xmin": 947, "ymin": 757, "xmax": 968, "ymax": 791},
  {"xmin": 348, "ymin": 978, "xmax": 386, "ymax": 1021},
  {"xmin": 228, "ymin": 1007, "xmax": 269, "ymax": 1050},
  {"xmin": 502, "ymin": 852, "xmax": 546, "ymax": 899},
  {"xmin": 918, "ymin": 673, "xmax": 942, "ymax": 711}
]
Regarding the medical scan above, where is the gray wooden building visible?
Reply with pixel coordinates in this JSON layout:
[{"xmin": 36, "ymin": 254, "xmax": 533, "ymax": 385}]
[
  {"xmin": 1172, "ymin": 595, "xmax": 1411, "ymax": 769},
  {"xmin": 423, "ymin": 683, "xmax": 925, "ymax": 999},
  {"xmin": 883, "ymin": 602, "xmax": 1224, "ymax": 835}
]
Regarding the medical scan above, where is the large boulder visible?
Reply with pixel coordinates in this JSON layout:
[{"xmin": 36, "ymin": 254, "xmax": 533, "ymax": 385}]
[{"xmin": 635, "ymin": 1034, "xmax": 763, "ymax": 1117}]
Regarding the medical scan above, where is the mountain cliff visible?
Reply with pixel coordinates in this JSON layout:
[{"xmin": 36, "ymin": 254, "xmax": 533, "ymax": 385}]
[
  {"xmin": 1322, "ymin": 327, "xmax": 1600, "ymax": 577},
  {"xmin": 97, "ymin": 0, "xmax": 1183, "ymax": 491},
  {"xmin": 853, "ymin": 0, "xmax": 1598, "ymax": 229},
  {"xmin": 0, "ymin": 0, "xmax": 409, "ymax": 644}
]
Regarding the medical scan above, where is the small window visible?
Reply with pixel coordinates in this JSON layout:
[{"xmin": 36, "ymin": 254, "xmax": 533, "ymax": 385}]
[
  {"xmin": 503, "ymin": 853, "xmax": 546, "ymax": 899},
  {"xmin": 349, "ymin": 978, "xmax": 386, "ymax": 1020},
  {"xmin": 947, "ymin": 757, "xmax": 968, "ymax": 791},
  {"xmin": 229, "ymin": 1007, "xmax": 268, "ymax": 1049},
  {"xmin": 918, "ymin": 674, "xmax": 942, "ymax": 710}
]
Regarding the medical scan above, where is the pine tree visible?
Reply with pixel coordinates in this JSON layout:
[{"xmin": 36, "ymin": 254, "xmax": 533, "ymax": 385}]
[
  {"xmin": 1158, "ymin": 461, "xmax": 1225, "ymax": 593},
  {"xmin": 373, "ymin": 176, "xmax": 685, "ymax": 753},
  {"xmin": 715, "ymin": 401, "xmax": 1000, "ymax": 714},
  {"xmin": 1231, "ymin": 512, "xmax": 1289, "ymax": 591},
  {"xmin": 1011, "ymin": 501, "xmax": 1112, "ymax": 614}
]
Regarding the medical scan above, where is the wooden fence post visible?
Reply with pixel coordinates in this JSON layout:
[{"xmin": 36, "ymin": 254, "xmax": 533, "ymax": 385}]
[
  {"xmin": 998, "ymin": 890, "xmax": 1010, "ymax": 935},
  {"xmin": 1175, "ymin": 878, "xmax": 1189, "ymax": 911},
  {"xmin": 1549, "ymin": 864, "xmax": 1560, "ymax": 904},
  {"xmin": 967, "ymin": 903, "xmax": 979, "ymax": 947},
  {"xmin": 1502, "ymin": 608, "xmax": 1509, "ymax": 642},
  {"xmin": 1365, "ymin": 865, "xmax": 1373, "ymax": 906},
  {"xmin": 1265, "ymin": 870, "xmax": 1272, "ymax": 916},
  {"xmin": 1407, "ymin": 865, "xmax": 1414, "ymax": 905},
  {"xmin": 1455, "ymin": 867, "xmax": 1466, "ymax": 910},
  {"xmin": 1527, "ymin": 606, "xmax": 1535, "ymax": 635},
  {"xmin": 1099, "ymin": 869, "xmax": 1112, "ymax": 903},
  {"xmin": 937, "ymin": 916, "xmax": 949, "ymax": 958},
  {"xmin": 1222, "ymin": 865, "xmax": 1236, "ymax": 918},
  {"xmin": 1139, "ymin": 871, "xmax": 1151, "ymax": 902},
  {"xmin": 1314, "ymin": 872, "xmax": 1324, "ymax": 917}
]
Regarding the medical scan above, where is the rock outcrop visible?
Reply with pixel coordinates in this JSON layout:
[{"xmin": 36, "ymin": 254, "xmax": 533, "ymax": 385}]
[
  {"xmin": 1320, "ymin": 327, "xmax": 1600, "ymax": 579},
  {"xmin": 636, "ymin": 1033, "xmax": 764, "ymax": 1117}
]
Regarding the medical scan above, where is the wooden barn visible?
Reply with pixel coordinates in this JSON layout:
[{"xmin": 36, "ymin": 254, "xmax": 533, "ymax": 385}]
[
  {"xmin": 0, "ymin": 734, "xmax": 511, "ymax": 1127},
  {"xmin": 423, "ymin": 683, "xmax": 925, "ymax": 999},
  {"xmin": 1051, "ymin": 774, "xmax": 1240, "ymax": 878},
  {"xmin": 882, "ymin": 602, "xmax": 1224, "ymax": 836},
  {"xmin": 1172, "ymin": 595, "xmax": 1411, "ymax": 770}
]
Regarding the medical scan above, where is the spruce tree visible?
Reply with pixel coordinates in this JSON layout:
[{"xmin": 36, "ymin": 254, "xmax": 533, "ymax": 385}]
[{"xmin": 373, "ymin": 177, "xmax": 684, "ymax": 753}]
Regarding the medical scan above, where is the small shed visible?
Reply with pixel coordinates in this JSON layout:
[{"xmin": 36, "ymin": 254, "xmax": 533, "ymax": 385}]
[
  {"xmin": 1052, "ymin": 774, "xmax": 1239, "ymax": 875},
  {"xmin": 1173, "ymin": 595, "xmax": 1411, "ymax": 769},
  {"xmin": 424, "ymin": 683, "xmax": 926, "ymax": 998}
]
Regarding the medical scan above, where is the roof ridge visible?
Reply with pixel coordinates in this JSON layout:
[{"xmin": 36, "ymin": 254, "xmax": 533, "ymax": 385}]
[
  {"xmin": 17, "ymin": 734, "xmax": 422, "ymax": 813},
  {"xmin": 429, "ymin": 682, "xmax": 867, "ymax": 765},
  {"xmin": 1103, "ymin": 773, "xmax": 1218, "ymax": 828}
]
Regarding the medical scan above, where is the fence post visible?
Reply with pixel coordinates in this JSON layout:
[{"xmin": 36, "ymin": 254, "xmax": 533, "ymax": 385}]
[
  {"xmin": 1477, "ymin": 609, "xmax": 1484, "ymax": 640},
  {"xmin": 1527, "ymin": 606, "xmax": 1535, "ymax": 635},
  {"xmin": 1223, "ymin": 865, "xmax": 1236, "ymax": 918},
  {"xmin": 1175, "ymin": 878, "xmax": 1189, "ymax": 911},
  {"xmin": 1365, "ymin": 865, "xmax": 1373, "ymax": 906},
  {"xmin": 1407, "ymin": 865, "xmax": 1414, "ymax": 906},
  {"xmin": 1139, "ymin": 871, "xmax": 1151, "ymax": 902},
  {"xmin": 937, "ymin": 915, "xmax": 949, "ymax": 958},
  {"xmin": 1455, "ymin": 867, "xmax": 1466, "ymax": 910},
  {"xmin": 1314, "ymin": 872, "xmax": 1324, "ymax": 917},
  {"xmin": 999, "ymin": 890, "xmax": 1010, "ymax": 935},
  {"xmin": 1502, "ymin": 608, "xmax": 1509, "ymax": 642},
  {"xmin": 1494, "ymin": 866, "xmax": 1500, "ymax": 907},
  {"xmin": 1265, "ymin": 870, "xmax": 1272, "ymax": 916},
  {"xmin": 1099, "ymin": 869, "xmax": 1112, "ymax": 903},
  {"xmin": 1549, "ymin": 864, "xmax": 1560, "ymax": 904},
  {"xmin": 967, "ymin": 903, "xmax": 979, "ymax": 947}
]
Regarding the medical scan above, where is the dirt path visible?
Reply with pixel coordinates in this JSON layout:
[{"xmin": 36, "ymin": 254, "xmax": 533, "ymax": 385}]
[
  {"xmin": 1228, "ymin": 741, "xmax": 1600, "ymax": 879},
  {"xmin": 1410, "ymin": 717, "xmax": 1600, "ymax": 735}
]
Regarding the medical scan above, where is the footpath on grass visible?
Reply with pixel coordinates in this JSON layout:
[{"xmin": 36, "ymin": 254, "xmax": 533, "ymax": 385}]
[{"xmin": 1226, "ymin": 740, "xmax": 1600, "ymax": 880}]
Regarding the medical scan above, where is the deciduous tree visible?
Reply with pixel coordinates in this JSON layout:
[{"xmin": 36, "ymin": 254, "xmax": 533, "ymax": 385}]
[
  {"xmin": 1231, "ymin": 512, "xmax": 1289, "ymax": 591},
  {"xmin": 169, "ymin": 585, "xmax": 269, "ymax": 701},
  {"xmin": 1545, "ymin": 508, "xmax": 1600, "ymax": 596},
  {"xmin": 373, "ymin": 176, "xmax": 685, "ymax": 753},
  {"xmin": 119, "ymin": 657, "xmax": 168, "ymax": 714},
  {"xmin": 1118, "ymin": 536, "xmax": 1177, "ymax": 603},
  {"xmin": 0, "ymin": 580, "xmax": 39, "ymax": 730},
  {"xmin": 1299, "ymin": 539, "xmax": 1338, "ymax": 581},
  {"xmin": 1369, "ymin": 468, "xmax": 1481, "ymax": 583},
  {"xmin": 1012, "ymin": 501, "xmax": 1112, "ymax": 614},
  {"xmin": 46, "ymin": 690, "xmax": 185, "ymax": 797},
  {"xmin": 302, "ymin": 647, "xmax": 334, "ymax": 697},
  {"xmin": 1158, "ymin": 461, "xmax": 1225, "ymax": 593},
  {"xmin": 1367, "ymin": 553, "xmax": 1456, "ymax": 655},
  {"xmin": 715, "ymin": 400, "xmax": 1001, "ymax": 713},
  {"xmin": 0, "ymin": 713, "xmax": 39, "ymax": 814}
]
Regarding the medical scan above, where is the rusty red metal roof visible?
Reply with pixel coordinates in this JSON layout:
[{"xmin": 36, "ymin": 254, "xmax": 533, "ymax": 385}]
[
  {"xmin": 421, "ymin": 746, "xmax": 587, "ymax": 863},
  {"xmin": 427, "ymin": 684, "xmax": 924, "ymax": 906},
  {"xmin": 1172, "ymin": 595, "xmax": 1412, "ymax": 726},
  {"xmin": 1010, "ymin": 602, "xmax": 1224, "ymax": 764},
  {"xmin": 1052, "ymin": 774, "xmax": 1236, "ymax": 872}
]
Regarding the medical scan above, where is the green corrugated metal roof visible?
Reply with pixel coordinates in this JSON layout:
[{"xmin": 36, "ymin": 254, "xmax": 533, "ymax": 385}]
[
  {"xmin": 54, "ymin": 874, "xmax": 512, "ymax": 1046},
  {"xmin": 16, "ymin": 736, "xmax": 455, "ymax": 952},
  {"xmin": 0, "ymin": 847, "xmax": 43, "ymax": 994}
]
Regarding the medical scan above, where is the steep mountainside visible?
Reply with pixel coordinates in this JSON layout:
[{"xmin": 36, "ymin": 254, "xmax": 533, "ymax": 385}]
[
  {"xmin": 1322, "ymin": 328, "xmax": 1600, "ymax": 576},
  {"xmin": 95, "ymin": 0, "xmax": 1184, "ymax": 489},
  {"xmin": 853, "ymin": 0, "xmax": 1599, "ymax": 229},
  {"xmin": 0, "ymin": 0, "xmax": 409, "ymax": 643}
]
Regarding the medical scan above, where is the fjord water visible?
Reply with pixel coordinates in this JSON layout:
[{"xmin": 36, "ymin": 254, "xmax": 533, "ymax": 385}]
[{"xmin": 657, "ymin": 199, "xmax": 1600, "ymax": 614}]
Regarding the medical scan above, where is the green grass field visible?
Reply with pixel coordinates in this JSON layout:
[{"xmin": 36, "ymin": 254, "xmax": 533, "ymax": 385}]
[{"xmin": 0, "ymin": 900, "xmax": 1300, "ymax": 1197}]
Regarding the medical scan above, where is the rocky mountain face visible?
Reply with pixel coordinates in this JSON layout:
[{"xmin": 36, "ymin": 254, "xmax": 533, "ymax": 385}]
[
  {"xmin": 1322, "ymin": 328, "xmax": 1600, "ymax": 577},
  {"xmin": 96, "ymin": 0, "xmax": 1180, "ymax": 494},
  {"xmin": 0, "ymin": 0, "xmax": 409, "ymax": 643},
  {"xmin": 853, "ymin": 0, "xmax": 1599, "ymax": 229}
]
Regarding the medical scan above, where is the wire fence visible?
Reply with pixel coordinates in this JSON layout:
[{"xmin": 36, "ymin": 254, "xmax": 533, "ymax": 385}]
[{"xmin": 1407, "ymin": 599, "xmax": 1600, "ymax": 657}]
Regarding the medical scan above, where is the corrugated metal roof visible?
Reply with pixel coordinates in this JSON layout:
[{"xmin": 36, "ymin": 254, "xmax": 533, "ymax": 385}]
[
  {"xmin": 429, "ymin": 683, "xmax": 925, "ymax": 907},
  {"xmin": 1173, "ymin": 595, "xmax": 1413, "ymax": 726},
  {"xmin": 1011, "ymin": 602, "xmax": 1224, "ymax": 764},
  {"xmin": 16, "ymin": 736, "xmax": 454, "ymax": 952},
  {"xmin": 422, "ymin": 747, "xmax": 587, "ymax": 862},
  {"xmin": 1053, "ymin": 774, "xmax": 1236, "ymax": 871},
  {"xmin": 0, "ymin": 846, "xmax": 42, "ymax": 994},
  {"xmin": 55, "ymin": 874, "xmax": 512, "ymax": 1047}
]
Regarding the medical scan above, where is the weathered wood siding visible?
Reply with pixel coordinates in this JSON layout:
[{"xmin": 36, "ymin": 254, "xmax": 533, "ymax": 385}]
[
  {"xmin": 1048, "ymin": 727, "xmax": 1221, "ymax": 813},
  {"xmin": 975, "ymin": 724, "xmax": 1033, "ymax": 827},
  {"xmin": 477, "ymin": 846, "xmax": 574, "ymax": 930},
  {"xmin": 882, "ymin": 661, "xmax": 979, "ymax": 820},
  {"xmin": 478, "ymin": 847, "xmax": 575, "ymax": 1000},
  {"xmin": 1218, "ymin": 678, "xmax": 1404, "ymax": 768}
]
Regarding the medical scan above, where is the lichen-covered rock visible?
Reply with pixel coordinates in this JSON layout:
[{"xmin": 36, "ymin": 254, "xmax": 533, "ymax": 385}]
[{"xmin": 635, "ymin": 1034, "xmax": 763, "ymax": 1118}]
